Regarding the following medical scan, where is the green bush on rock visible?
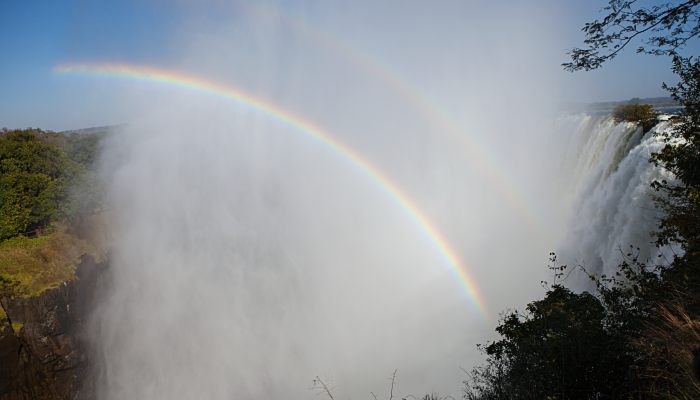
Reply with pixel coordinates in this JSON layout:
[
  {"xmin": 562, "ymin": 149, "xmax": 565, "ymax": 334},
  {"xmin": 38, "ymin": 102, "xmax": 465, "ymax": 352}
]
[{"xmin": 612, "ymin": 103, "xmax": 659, "ymax": 132}]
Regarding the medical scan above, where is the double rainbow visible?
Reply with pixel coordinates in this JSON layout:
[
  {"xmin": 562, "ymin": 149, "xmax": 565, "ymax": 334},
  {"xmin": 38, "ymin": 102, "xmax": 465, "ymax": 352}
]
[
  {"xmin": 54, "ymin": 63, "xmax": 489, "ymax": 319},
  {"xmin": 242, "ymin": 1, "xmax": 541, "ymax": 232}
]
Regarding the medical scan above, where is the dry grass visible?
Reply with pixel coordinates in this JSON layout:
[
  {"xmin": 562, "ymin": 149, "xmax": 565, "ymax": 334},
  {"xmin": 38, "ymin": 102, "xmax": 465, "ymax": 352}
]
[
  {"xmin": 0, "ymin": 221, "xmax": 106, "ymax": 298},
  {"xmin": 637, "ymin": 305, "xmax": 700, "ymax": 399}
]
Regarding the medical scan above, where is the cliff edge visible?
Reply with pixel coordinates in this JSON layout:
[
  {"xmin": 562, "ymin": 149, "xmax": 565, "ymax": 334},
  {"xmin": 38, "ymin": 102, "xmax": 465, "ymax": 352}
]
[{"xmin": 0, "ymin": 256, "xmax": 105, "ymax": 400}]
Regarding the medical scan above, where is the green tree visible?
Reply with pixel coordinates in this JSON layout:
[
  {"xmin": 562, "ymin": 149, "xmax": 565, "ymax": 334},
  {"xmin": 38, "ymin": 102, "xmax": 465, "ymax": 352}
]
[
  {"xmin": 0, "ymin": 130, "xmax": 82, "ymax": 239},
  {"xmin": 653, "ymin": 57, "xmax": 700, "ymax": 253},
  {"xmin": 648, "ymin": 56, "xmax": 700, "ymax": 320},
  {"xmin": 64, "ymin": 132, "xmax": 101, "ymax": 168},
  {"xmin": 563, "ymin": 0, "xmax": 700, "ymax": 72},
  {"xmin": 465, "ymin": 282, "xmax": 639, "ymax": 399},
  {"xmin": 613, "ymin": 103, "xmax": 659, "ymax": 131}
]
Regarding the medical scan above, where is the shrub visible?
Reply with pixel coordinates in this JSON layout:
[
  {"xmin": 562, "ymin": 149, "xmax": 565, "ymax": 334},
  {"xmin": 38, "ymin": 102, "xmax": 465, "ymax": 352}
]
[
  {"xmin": 0, "ymin": 129, "xmax": 102, "ymax": 240},
  {"xmin": 613, "ymin": 103, "xmax": 659, "ymax": 132}
]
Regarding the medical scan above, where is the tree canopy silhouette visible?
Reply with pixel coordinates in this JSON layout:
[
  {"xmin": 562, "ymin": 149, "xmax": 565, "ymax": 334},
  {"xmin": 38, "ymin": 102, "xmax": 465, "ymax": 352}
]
[{"xmin": 564, "ymin": 0, "xmax": 700, "ymax": 71}]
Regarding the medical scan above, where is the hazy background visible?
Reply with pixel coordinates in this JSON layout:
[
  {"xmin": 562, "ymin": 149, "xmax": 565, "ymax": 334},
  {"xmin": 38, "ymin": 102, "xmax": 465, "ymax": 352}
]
[{"xmin": 0, "ymin": 1, "xmax": 687, "ymax": 399}]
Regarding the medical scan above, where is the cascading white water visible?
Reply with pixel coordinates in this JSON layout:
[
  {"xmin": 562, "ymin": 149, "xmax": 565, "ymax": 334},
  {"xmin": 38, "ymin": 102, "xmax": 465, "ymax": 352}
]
[{"xmin": 553, "ymin": 114, "xmax": 679, "ymax": 283}]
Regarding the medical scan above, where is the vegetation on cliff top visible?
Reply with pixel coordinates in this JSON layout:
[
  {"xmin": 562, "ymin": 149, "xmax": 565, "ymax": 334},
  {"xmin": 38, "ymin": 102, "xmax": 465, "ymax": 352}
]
[
  {"xmin": 612, "ymin": 103, "xmax": 660, "ymax": 132},
  {"xmin": 0, "ymin": 226, "xmax": 102, "ymax": 298},
  {"xmin": 0, "ymin": 128, "xmax": 106, "ymax": 302},
  {"xmin": 0, "ymin": 129, "xmax": 102, "ymax": 240}
]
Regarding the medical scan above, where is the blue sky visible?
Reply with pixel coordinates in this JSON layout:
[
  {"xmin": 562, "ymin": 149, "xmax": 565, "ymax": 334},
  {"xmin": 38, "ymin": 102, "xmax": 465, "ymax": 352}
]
[
  {"xmin": 0, "ymin": 0, "xmax": 695, "ymax": 130},
  {"xmin": 0, "ymin": 1, "xmax": 184, "ymax": 129}
]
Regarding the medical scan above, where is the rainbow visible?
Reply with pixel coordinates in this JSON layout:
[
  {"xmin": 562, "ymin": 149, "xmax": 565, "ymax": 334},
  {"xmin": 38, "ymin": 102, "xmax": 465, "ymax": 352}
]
[
  {"xmin": 242, "ymin": 2, "xmax": 542, "ymax": 232},
  {"xmin": 54, "ymin": 63, "xmax": 489, "ymax": 319}
]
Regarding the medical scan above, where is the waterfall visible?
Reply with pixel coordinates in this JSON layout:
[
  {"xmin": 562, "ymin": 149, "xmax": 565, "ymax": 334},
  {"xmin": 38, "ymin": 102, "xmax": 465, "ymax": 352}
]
[
  {"xmin": 554, "ymin": 114, "xmax": 679, "ymax": 282},
  {"xmin": 89, "ymin": 106, "xmax": 683, "ymax": 399}
]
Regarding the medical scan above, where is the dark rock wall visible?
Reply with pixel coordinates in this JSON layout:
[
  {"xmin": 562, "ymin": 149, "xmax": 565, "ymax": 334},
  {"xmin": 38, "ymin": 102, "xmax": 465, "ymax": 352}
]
[{"xmin": 0, "ymin": 256, "xmax": 105, "ymax": 400}]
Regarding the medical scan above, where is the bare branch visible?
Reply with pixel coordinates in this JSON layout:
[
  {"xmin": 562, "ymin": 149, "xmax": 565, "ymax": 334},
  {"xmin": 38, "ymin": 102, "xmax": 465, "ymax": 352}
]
[
  {"xmin": 313, "ymin": 376, "xmax": 336, "ymax": 400},
  {"xmin": 389, "ymin": 369, "xmax": 397, "ymax": 400}
]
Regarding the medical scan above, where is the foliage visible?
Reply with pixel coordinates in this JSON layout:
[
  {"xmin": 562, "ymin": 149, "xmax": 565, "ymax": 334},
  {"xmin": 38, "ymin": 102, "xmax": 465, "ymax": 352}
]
[
  {"xmin": 464, "ymin": 249, "xmax": 700, "ymax": 399},
  {"xmin": 0, "ymin": 130, "xmax": 73, "ymax": 239},
  {"xmin": 465, "ymin": 277, "xmax": 636, "ymax": 399},
  {"xmin": 634, "ymin": 305, "xmax": 700, "ymax": 399},
  {"xmin": 648, "ymin": 56, "xmax": 700, "ymax": 324},
  {"xmin": 652, "ymin": 57, "xmax": 700, "ymax": 262},
  {"xmin": 0, "ymin": 128, "xmax": 106, "ymax": 304},
  {"xmin": 613, "ymin": 103, "xmax": 659, "ymax": 131},
  {"xmin": 64, "ymin": 132, "xmax": 101, "ymax": 168},
  {"xmin": 0, "ymin": 227, "xmax": 99, "ymax": 298},
  {"xmin": 0, "ymin": 129, "xmax": 102, "ymax": 240},
  {"xmin": 466, "ymin": 4, "xmax": 700, "ymax": 397},
  {"xmin": 564, "ymin": 0, "xmax": 700, "ymax": 71}
]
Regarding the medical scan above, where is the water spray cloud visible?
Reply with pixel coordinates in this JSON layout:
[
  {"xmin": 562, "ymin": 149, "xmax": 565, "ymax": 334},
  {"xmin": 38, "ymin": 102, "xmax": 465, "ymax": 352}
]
[
  {"xmin": 241, "ymin": 1, "xmax": 542, "ymax": 232},
  {"xmin": 54, "ymin": 62, "xmax": 489, "ymax": 319}
]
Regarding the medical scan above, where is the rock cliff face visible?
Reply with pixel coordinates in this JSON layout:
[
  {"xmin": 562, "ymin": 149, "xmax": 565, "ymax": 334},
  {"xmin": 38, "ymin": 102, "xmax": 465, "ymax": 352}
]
[{"xmin": 0, "ymin": 256, "xmax": 105, "ymax": 400}]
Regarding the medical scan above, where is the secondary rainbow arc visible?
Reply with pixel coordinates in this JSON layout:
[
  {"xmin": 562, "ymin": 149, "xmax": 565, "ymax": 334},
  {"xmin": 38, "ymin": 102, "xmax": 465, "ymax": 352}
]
[
  {"xmin": 54, "ymin": 62, "xmax": 489, "ymax": 319},
  {"xmin": 242, "ymin": 1, "xmax": 542, "ymax": 232}
]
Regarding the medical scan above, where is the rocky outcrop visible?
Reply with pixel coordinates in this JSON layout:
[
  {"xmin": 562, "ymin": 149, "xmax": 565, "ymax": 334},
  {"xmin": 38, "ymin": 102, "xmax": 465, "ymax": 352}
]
[{"xmin": 0, "ymin": 256, "xmax": 105, "ymax": 400}]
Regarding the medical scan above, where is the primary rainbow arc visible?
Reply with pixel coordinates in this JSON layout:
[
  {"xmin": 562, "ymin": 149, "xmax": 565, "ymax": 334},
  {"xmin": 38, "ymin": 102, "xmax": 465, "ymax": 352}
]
[{"xmin": 54, "ymin": 63, "xmax": 489, "ymax": 319}]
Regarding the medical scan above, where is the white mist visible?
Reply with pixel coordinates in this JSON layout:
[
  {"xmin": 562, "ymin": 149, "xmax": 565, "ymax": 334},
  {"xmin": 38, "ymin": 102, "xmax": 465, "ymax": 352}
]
[{"xmin": 88, "ymin": 2, "xmax": 585, "ymax": 399}]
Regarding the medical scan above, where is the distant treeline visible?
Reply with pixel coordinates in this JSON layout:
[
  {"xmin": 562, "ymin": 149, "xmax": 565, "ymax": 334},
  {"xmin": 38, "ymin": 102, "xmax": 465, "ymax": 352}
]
[
  {"xmin": 588, "ymin": 96, "xmax": 680, "ymax": 112},
  {"xmin": 560, "ymin": 97, "xmax": 682, "ymax": 114}
]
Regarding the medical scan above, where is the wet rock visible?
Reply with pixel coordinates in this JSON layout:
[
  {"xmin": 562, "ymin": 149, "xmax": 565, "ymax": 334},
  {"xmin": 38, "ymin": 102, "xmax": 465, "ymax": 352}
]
[{"xmin": 0, "ymin": 256, "xmax": 105, "ymax": 400}]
